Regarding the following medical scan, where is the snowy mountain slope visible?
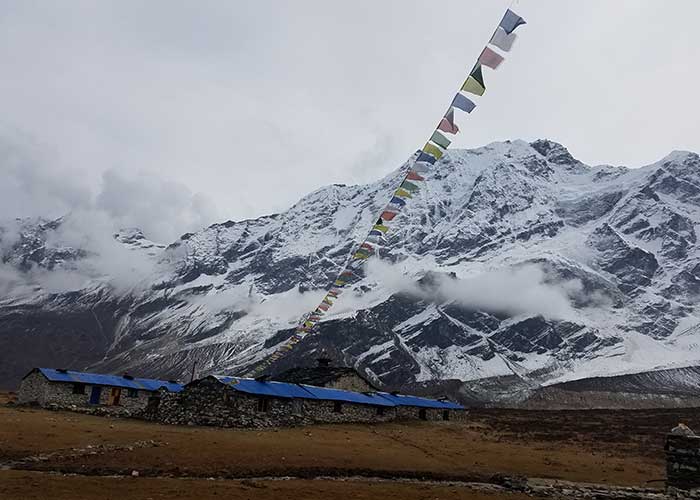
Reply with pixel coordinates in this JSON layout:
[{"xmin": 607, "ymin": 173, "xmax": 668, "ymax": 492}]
[{"xmin": 2, "ymin": 139, "xmax": 700, "ymax": 402}]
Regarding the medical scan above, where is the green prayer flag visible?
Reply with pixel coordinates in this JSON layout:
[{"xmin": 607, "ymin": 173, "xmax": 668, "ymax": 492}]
[
  {"xmin": 461, "ymin": 76, "xmax": 485, "ymax": 96},
  {"xmin": 430, "ymin": 130, "xmax": 451, "ymax": 149},
  {"xmin": 423, "ymin": 142, "xmax": 444, "ymax": 160},
  {"xmin": 401, "ymin": 180, "xmax": 420, "ymax": 192},
  {"xmin": 470, "ymin": 64, "xmax": 485, "ymax": 87}
]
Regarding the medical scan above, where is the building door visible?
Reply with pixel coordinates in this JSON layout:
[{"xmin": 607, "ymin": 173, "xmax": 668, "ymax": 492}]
[
  {"xmin": 89, "ymin": 386, "xmax": 102, "ymax": 405},
  {"xmin": 108, "ymin": 387, "xmax": 121, "ymax": 406}
]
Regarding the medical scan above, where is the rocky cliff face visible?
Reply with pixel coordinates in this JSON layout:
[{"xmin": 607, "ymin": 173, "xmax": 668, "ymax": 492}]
[{"xmin": 2, "ymin": 139, "xmax": 700, "ymax": 403}]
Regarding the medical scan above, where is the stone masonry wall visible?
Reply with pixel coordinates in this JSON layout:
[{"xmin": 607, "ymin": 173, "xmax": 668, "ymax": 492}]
[
  {"xmin": 148, "ymin": 378, "xmax": 463, "ymax": 428},
  {"xmin": 396, "ymin": 405, "xmax": 464, "ymax": 422},
  {"xmin": 666, "ymin": 434, "xmax": 700, "ymax": 491},
  {"xmin": 17, "ymin": 371, "xmax": 48, "ymax": 405},
  {"xmin": 151, "ymin": 379, "xmax": 310, "ymax": 428},
  {"xmin": 17, "ymin": 371, "xmax": 154, "ymax": 414},
  {"xmin": 326, "ymin": 374, "xmax": 374, "ymax": 393},
  {"xmin": 304, "ymin": 399, "xmax": 396, "ymax": 424}
]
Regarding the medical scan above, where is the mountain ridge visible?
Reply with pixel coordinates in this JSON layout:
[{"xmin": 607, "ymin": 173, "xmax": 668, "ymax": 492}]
[{"xmin": 2, "ymin": 139, "xmax": 700, "ymax": 404}]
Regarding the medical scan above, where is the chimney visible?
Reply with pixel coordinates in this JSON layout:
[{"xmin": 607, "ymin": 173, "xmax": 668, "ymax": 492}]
[{"xmin": 316, "ymin": 357, "xmax": 332, "ymax": 368}]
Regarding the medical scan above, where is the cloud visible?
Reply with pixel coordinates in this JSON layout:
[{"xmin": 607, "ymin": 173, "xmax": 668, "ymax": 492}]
[
  {"xmin": 0, "ymin": 134, "xmax": 221, "ymax": 297},
  {"xmin": 356, "ymin": 260, "xmax": 584, "ymax": 320}
]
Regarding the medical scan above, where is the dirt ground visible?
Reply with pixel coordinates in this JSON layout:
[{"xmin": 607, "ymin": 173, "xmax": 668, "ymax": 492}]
[{"xmin": 1, "ymin": 398, "xmax": 696, "ymax": 499}]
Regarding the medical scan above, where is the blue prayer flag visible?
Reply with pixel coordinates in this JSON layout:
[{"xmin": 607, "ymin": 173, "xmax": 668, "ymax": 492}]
[{"xmin": 452, "ymin": 94, "xmax": 476, "ymax": 113}]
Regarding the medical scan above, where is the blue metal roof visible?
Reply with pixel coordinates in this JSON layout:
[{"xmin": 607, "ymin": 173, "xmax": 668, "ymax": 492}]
[
  {"xmin": 213, "ymin": 376, "xmax": 316, "ymax": 399},
  {"xmin": 211, "ymin": 376, "xmax": 462, "ymax": 409},
  {"xmin": 300, "ymin": 385, "xmax": 396, "ymax": 407},
  {"xmin": 36, "ymin": 368, "xmax": 183, "ymax": 392},
  {"xmin": 377, "ymin": 392, "xmax": 464, "ymax": 410}
]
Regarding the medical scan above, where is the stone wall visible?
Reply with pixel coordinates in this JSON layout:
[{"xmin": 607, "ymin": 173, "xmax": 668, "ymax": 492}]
[
  {"xmin": 148, "ymin": 378, "xmax": 463, "ymax": 428},
  {"xmin": 304, "ymin": 399, "xmax": 395, "ymax": 424},
  {"xmin": 17, "ymin": 371, "xmax": 48, "ymax": 405},
  {"xmin": 151, "ymin": 379, "xmax": 309, "ymax": 428},
  {"xmin": 666, "ymin": 433, "xmax": 700, "ymax": 491},
  {"xmin": 396, "ymin": 405, "xmax": 461, "ymax": 422},
  {"xmin": 326, "ymin": 374, "xmax": 374, "ymax": 393},
  {"xmin": 17, "ymin": 371, "xmax": 154, "ymax": 414}
]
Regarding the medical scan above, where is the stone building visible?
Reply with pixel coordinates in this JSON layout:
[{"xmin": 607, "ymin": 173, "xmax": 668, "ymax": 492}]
[
  {"xmin": 272, "ymin": 357, "xmax": 377, "ymax": 392},
  {"xmin": 148, "ymin": 374, "xmax": 464, "ymax": 428},
  {"xmin": 18, "ymin": 368, "xmax": 183, "ymax": 413}
]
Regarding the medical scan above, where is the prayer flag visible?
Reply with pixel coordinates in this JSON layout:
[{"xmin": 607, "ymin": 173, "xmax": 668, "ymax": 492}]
[
  {"xmin": 430, "ymin": 130, "xmax": 451, "ymax": 149},
  {"xmin": 438, "ymin": 117, "xmax": 459, "ymax": 135},
  {"xmin": 461, "ymin": 76, "xmax": 485, "ymax": 96},
  {"xmin": 380, "ymin": 210, "xmax": 398, "ymax": 221},
  {"xmin": 352, "ymin": 251, "xmax": 370, "ymax": 260},
  {"xmin": 489, "ymin": 27, "xmax": 517, "ymax": 51},
  {"xmin": 451, "ymin": 94, "xmax": 476, "ymax": 113},
  {"xmin": 401, "ymin": 180, "xmax": 420, "ymax": 192},
  {"xmin": 499, "ymin": 9, "xmax": 526, "ymax": 34},
  {"xmin": 470, "ymin": 64, "xmax": 485, "ymax": 87},
  {"xmin": 373, "ymin": 224, "xmax": 389, "ymax": 233},
  {"xmin": 478, "ymin": 46, "xmax": 504, "ymax": 69},
  {"xmin": 423, "ymin": 142, "xmax": 445, "ymax": 159},
  {"xmin": 395, "ymin": 188, "xmax": 413, "ymax": 198},
  {"xmin": 390, "ymin": 196, "xmax": 406, "ymax": 206},
  {"xmin": 416, "ymin": 152, "xmax": 437, "ymax": 164},
  {"xmin": 406, "ymin": 170, "xmax": 424, "ymax": 181}
]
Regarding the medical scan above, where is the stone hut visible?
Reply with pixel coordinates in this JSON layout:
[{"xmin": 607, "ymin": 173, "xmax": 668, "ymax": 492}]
[
  {"xmin": 149, "ymin": 374, "xmax": 464, "ymax": 428},
  {"xmin": 18, "ymin": 368, "xmax": 183, "ymax": 414},
  {"xmin": 273, "ymin": 357, "xmax": 377, "ymax": 392}
]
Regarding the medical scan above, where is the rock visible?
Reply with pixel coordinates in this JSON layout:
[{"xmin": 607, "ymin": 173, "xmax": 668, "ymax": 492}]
[
  {"xmin": 671, "ymin": 423, "xmax": 696, "ymax": 437},
  {"xmin": 131, "ymin": 470, "xmax": 139, "ymax": 477}
]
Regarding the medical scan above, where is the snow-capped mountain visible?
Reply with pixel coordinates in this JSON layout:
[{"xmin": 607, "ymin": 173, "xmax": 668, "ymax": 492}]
[{"xmin": 2, "ymin": 139, "xmax": 700, "ymax": 403}]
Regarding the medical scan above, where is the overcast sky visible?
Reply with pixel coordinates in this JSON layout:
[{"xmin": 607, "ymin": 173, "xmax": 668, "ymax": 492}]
[{"xmin": 0, "ymin": 1, "xmax": 698, "ymax": 242}]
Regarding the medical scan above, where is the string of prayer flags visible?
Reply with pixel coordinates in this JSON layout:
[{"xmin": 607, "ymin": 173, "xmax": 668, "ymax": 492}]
[
  {"xmin": 478, "ymin": 47, "xmax": 504, "ymax": 70},
  {"xmin": 451, "ymin": 94, "xmax": 476, "ymax": 114},
  {"xmin": 499, "ymin": 9, "xmax": 526, "ymax": 34},
  {"xmin": 250, "ymin": 8, "xmax": 527, "ymax": 376},
  {"xmin": 489, "ymin": 27, "xmax": 517, "ymax": 52}
]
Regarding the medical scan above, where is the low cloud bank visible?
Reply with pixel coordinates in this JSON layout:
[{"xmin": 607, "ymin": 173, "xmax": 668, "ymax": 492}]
[
  {"xmin": 0, "ymin": 134, "xmax": 219, "ymax": 297},
  {"xmin": 364, "ymin": 260, "xmax": 587, "ymax": 320}
]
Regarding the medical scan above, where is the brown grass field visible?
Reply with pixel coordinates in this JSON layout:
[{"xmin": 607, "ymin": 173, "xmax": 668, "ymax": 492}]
[{"xmin": 1, "ymin": 392, "xmax": 697, "ymax": 499}]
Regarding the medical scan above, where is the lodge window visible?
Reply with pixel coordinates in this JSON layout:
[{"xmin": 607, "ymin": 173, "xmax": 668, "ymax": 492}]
[
  {"xmin": 127, "ymin": 389, "xmax": 138, "ymax": 398},
  {"xmin": 257, "ymin": 398, "xmax": 270, "ymax": 412},
  {"xmin": 333, "ymin": 401, "xmax": 342, "ymax": 413},
  {"xmin": 442, "ymin": 410, "xmax": 450, "ymax": 421},
  {"xmin": 72, "ymin": 383, "xmax": 86, "ymax": 395},
  {"xmin": 419, "ymin": 408, "xmax": 427, "ymax": 421},
  {"xmin": 376, "ymin": 406, "xmax": 384, "ymax": 416}
]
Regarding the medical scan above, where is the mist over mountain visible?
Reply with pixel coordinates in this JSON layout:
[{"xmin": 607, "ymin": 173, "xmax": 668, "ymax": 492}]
[{"xmin": 2, "ymin": 139, "xmax": 700, "ymax": 403}]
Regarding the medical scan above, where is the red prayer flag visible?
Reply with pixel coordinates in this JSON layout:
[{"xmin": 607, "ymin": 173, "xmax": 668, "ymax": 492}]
[
  {"xmin": 380, "ymin": 211, "xmax": 398, "ymax": 221},
  {"xmin": 406, "ymin": 170, "xmax": 424, "ymax": 181},
  {"xmin": 438, "ymin": 118, "xmax": 459, "ymax": 135},
  {"xmin": 478, "ymin": 46, "xmax": 504, "ymax": 69}
]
